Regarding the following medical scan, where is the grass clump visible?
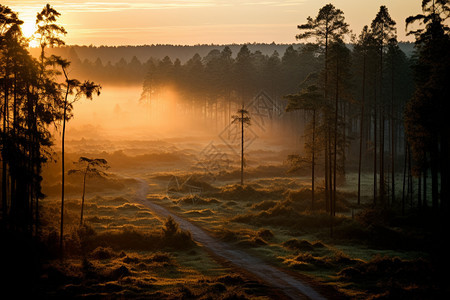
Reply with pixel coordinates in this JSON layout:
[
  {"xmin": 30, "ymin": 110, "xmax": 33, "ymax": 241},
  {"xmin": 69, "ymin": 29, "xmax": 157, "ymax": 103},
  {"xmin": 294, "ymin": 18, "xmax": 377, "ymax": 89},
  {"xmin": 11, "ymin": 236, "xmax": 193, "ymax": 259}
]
[
  {"xmin": 212, "ymin": 184, "xmax": 283, "ymax": 202},
  {"xmin": 283, "ymin": 239, "xmax": 319, "ymax": 251},
  {"xmin": 161, "ymin": 216, "xmax": 195, "ymax": 249},
  {"xmin": 337, "ymin": 255, "xmax": 442, "ymax": 299},
  {"xmin": 256, "ymin": 228, "xmax": 274, "ymax": 240},
  {"xmin": 251, "ymin": 200, "xmax": 277, "ymax": 211},
  {"xmin": 217, "ymin": 274, "xmax": 245, "ymax": 286},
  {"xmin": 338, "ymin": 255, "xmax": 432, "ymax": 284},
  {"xmin": 91, "ymin": 246, "xmax": 116, "ymax": 260},
  {"xmin": 176, "ymin": 195, "xmax": 221, "ymax": 205}
]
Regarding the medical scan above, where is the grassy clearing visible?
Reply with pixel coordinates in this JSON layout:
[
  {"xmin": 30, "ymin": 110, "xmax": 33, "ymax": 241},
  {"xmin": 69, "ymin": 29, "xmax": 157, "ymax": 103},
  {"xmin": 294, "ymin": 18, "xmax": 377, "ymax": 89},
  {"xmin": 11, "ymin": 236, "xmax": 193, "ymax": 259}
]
[
  {"xmin": 38, "ymin": 141, "xmax": 446, "ymax": 299},
  {"xmin": 158, "ymin": 178, "xmax": 447, "ymax": 299},
  {"xmin": 37, "ymin": 191, "xmax": 265, "ymax": 299}
]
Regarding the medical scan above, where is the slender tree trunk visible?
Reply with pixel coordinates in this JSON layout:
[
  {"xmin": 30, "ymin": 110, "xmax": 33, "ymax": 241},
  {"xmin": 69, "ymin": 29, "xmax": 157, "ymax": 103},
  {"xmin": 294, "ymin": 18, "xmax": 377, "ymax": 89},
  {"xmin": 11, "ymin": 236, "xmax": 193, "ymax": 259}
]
[
  {"xmin": 2, "ymin": 66, "xmax": 9, "ymax": 221},
  {"xmin": 311, "ymin": 110, "xmax": 315, "ymax": 210},
  {"xmin": 379, "ymin": 44, "xmax": 385, "ymax": 205},
  {"xmin": 325, "ymin": 130, "xmax": 329, "ymax": 212},
  {"xmin": 430, "ymin": 140, "xmax": 439, "ymax": 210},
  {"xmin": 408, "ymin": 146, "xmax": 413, "ymax": 208},
  {"xmin": 333, "ymin": 60, "xmax": 339, "ymax": 218},
  {"xmin": 80, "ymin": 168, "xmax": 88, "ymax": 226},
  {"xmin": 11, "ymin": 72, "xmax": 17, "ymax": 226},
  {"xmin": 328, "ymin": 130, "xmax": 333, "ymax": 211},
  {"xmin": 373, "ymin": 99, "xmax": 378, "ymax": 205},
  {"xmin": 342, "ymin": 102, "xmax": 347, "ymax": 178},
  {"xmin": 402, "ymin": 142, "xmax": 407, "ymax": 215},
  {"xmin": 440, "ymin": 133, "xmax": 449, "ymax": 211},
  {"xmin": 60, "ymin": 81, "xmax": 70, "ymax": 257},
  {"xmin": 380, "ymin": 111, "xmax": 385, "ymax": 204},
  {"xmin": 423, "ymin": 164, "xmax": 427, "ymax": 208},
  {"xmin": 391, "ymin": 56, "xmax": 396, "ymax": 205},
  {"xmin": 324, "ymin": 29, "xmax": 330, "ymax": 214},
  {"xmin": 357, "ymin": 55, "xmax": 366, "ymax": 205},
  {"xmin": 241, "ymin": 106, "xmax": 244, "ymax": 186},
  {"xmin": 418, "ymin": 172, "xmax": 422, "ymax": 208}
]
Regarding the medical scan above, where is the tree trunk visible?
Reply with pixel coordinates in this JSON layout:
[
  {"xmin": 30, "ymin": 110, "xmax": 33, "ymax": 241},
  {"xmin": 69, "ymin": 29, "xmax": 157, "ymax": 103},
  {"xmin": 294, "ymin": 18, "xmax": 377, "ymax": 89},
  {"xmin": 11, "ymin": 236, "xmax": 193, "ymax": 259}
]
[
  {"xmin": 379, "ymin": 43, "xmax": 385, "ymax": 206},
  {"xmin": 391, "ymin": 56, "xmax": 396, "ymax": 205},
  {"xmin": 408, "ymin": 146, "xmax": 413, "ymax": 208},
  {"xmin": 357, "ymin": 55, "xmax": 366, "ymax": 205},
  {"xmin": 402, "ymin": 142, "xmax": 407, "ymax": 215},
  {"xmin": 60, "ymin": 81, "xmax": 70, "ymax": 257},
  {"xmin": 373, "ymin": 101, "xmax": 378, "ymax": 205},
  {"xmin": 311, "ymin": 110, "xmax": 315, "ymax": 210},
  {"xmin": 440, "ymin": 132, "xmax": 449, "ymax": 211},
  {"xmin": 241, "ymin": 107, "xmax": 244, "ymax": 186},
  {"xmin": 80, "ymin": 168, "xmax": 88, "ymax": 226},
  {"xmin": 333, "ymin": 59, "xmax": 339, "ymax": 218},
  {"xmin": 2, "ymin": 65, "xmax": 9, "ymax": 221},
  {"xmin": 418, "ymin": 172, "xmax": 422, "ymax": 208},
  {"xmin": 423, "ymin": 164, "xmax": 427, "ymax": 208}
]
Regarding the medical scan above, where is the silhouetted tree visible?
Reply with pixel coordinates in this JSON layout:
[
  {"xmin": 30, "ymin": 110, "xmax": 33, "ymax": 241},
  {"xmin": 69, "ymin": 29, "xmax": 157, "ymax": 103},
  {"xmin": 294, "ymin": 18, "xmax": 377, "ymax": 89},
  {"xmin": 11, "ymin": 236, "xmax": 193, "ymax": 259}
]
[
  {"xmin": 232, "ymin": 106, "xmax": 251, "ymax": 185},
  {"xmin": 353, "ymin": 25, "xmax": 376, "ymax": 205},
  {"xmin": 371, "ymin": 5, "xmax": 397, "ymax": 205},
  {"xmin": 286, "ymin": 82, "xmax": 325, "ymax": 209},
  {"xmin": 68, "ymin": 157, "xmax": 109, "ymax": 226},
  {"xmin": 1, "ymin": 4, "xmax": 62, "ymax": 235},
  {"xmin": 50, "ymin": 54, "xmax": 100, "ymax": 255},
  {"xmin": 35, "ymin": 4, "xmax": 67, "ymax": 75},
  {"xmin": 328, "ymin": 39, "xmax": 352, "ymax": 218},
  {"xmin": 1, "ymin": 5, "xmax": 24, "ymax": 225},
  {"xmin": 405, "ymin": 0, "xmax": 450, "ymax": 211},
  {"xmin": 296, "ymin": 3, "xmax": 349, "ymax": 216}
]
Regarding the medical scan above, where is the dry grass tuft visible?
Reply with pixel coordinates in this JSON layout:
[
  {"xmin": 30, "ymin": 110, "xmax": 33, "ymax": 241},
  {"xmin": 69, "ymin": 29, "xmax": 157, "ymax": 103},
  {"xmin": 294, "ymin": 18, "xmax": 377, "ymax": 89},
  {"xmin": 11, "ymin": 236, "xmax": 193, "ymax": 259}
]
[
  {"xmin": 337, "ymin": 255, "xmax": 440, "ymax": 298},
  {"xmin": 283, "ymin": 239, "xmax": 317, "ymax": 251},
  {"xmin": 91, "ymin": 246, "xmax": 116, "ymax": 260},
  {"xmin": 176, "ymin": 195, "xmax": 221, "ymax": 205},
  {"xmin": 256, "ymin": 228, "xmax": 274, "ymax": 240}
]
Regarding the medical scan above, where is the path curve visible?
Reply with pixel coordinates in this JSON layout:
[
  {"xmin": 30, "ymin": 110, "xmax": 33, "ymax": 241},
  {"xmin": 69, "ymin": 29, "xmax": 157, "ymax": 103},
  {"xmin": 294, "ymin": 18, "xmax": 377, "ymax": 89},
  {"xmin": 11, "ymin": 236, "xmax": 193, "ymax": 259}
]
[{"xmin": 132, "ymin": 178, "xmax": 326, "ymax": 300}]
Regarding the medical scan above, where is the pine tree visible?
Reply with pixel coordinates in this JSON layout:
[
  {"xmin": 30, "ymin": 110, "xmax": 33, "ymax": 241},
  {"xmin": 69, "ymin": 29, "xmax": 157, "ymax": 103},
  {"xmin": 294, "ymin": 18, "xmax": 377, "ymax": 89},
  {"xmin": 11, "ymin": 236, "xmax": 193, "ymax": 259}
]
[
  {"xmin": 232, "ymin": 106, "xmax": 251, "ymax": 186},
  {"xmin": 371, "ymin": 5, "xmax": 397, "ymax": 205},
  {"xmin": 405, "ymin": 0, "xmax": 450, "ymax": 211},
  {"xmin": 296, "ymin": 3, "xmax": 349, "ymax": 218}
]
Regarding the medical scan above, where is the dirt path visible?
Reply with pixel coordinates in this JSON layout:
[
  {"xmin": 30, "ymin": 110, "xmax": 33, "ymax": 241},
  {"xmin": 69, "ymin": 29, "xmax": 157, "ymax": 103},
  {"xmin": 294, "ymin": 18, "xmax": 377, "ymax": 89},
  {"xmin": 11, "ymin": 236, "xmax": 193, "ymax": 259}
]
[{"xmin": 132, "ymin": 178, "xmax": 326, "ymax": 300}]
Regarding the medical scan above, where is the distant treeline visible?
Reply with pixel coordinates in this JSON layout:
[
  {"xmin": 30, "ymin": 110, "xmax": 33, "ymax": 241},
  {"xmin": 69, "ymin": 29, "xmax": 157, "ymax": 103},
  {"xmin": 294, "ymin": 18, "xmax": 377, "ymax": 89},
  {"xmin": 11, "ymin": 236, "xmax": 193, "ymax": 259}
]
[{"xmin": 27, "ymin": 42, "xmax": 415, "ymax": 85}]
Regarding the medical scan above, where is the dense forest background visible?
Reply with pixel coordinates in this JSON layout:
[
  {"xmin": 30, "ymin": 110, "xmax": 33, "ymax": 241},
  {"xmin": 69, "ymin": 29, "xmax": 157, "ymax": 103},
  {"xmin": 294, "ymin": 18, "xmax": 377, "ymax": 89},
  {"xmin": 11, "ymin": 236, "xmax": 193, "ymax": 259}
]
[{"xmin": 27, "ymin": 42, "xmax": 415, "ymax": 85}]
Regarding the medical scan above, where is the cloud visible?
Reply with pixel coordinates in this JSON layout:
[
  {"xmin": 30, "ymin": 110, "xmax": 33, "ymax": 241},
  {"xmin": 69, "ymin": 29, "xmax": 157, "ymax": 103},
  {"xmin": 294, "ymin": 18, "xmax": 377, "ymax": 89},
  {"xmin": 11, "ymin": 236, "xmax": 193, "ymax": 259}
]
[{"xmin": 5, "ymin": 0, "xmax": 306, "ymax": 14}]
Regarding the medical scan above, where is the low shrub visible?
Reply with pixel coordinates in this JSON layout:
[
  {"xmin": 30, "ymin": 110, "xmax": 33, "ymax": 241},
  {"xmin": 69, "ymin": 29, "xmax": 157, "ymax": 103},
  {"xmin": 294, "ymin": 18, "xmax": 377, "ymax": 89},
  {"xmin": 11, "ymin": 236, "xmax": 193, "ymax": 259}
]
[
  {"xmin": 257, "ymin": 228, "xmax": 274, "ymax": 240},
  {"xmin": 91, "ymin": 246, "xmax": 116, "ymax": 260},
  {"xmin": 161, "ymin": 216, "xmax": 195, "ymax": 249},
  {"xmin": 339, "ymin": 255, "xmax": 432, "ymax": 283},
  {"xmin": 251, "ymin": 200, "xmax": 277, "ymax": 211},
  {"xmin": 217, "ymin": 274, "xmax": 245, "ymax": 286},
  {"xmin": 282, "ymin": 239, "xmax": 315, "ymax": 251}
]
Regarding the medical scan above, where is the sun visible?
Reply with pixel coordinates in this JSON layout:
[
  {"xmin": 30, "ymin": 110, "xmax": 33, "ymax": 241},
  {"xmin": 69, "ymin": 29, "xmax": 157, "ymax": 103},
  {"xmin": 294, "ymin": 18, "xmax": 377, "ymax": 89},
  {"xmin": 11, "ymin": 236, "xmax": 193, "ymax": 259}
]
[
  {"xmin": 21, "ymin": 20, "xmax": 36, "ymax": 38},
  {"xmin": 21, "ymin": 20, "xmax": 40, "ymax": 47}
]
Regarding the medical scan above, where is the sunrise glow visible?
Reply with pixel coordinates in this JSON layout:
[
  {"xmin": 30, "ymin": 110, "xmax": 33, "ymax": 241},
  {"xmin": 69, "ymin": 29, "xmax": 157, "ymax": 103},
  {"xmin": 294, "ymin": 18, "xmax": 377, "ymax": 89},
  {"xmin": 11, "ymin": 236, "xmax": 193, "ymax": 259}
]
[{"xmin": 4, "ymin": 0, "xmax": 419, "ymax": 46}]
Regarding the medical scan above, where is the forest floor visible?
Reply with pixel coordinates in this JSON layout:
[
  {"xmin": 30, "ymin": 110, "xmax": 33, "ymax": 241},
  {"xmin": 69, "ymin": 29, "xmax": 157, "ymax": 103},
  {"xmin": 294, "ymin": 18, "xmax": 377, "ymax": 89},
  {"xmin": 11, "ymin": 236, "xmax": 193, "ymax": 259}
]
[{"xmin": 23, "ymin": 136, "xmax": 448, "ymax": 299}]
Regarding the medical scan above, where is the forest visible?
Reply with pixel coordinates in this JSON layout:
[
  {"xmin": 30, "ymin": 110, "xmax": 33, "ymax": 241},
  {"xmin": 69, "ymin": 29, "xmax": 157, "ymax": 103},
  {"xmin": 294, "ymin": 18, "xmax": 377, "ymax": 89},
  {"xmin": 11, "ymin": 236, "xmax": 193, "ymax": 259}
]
[{"xmin": 1, "ymin": 1, "xmax": 449, "ymax": 299}]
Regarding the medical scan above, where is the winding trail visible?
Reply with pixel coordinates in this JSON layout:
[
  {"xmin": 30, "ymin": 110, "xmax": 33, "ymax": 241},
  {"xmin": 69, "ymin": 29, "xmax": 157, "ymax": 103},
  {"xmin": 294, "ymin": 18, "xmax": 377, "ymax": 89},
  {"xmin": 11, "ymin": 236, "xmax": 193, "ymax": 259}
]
[{"xmin": 132, "ymin": 178, "xmax": 326, "ymax": 300}]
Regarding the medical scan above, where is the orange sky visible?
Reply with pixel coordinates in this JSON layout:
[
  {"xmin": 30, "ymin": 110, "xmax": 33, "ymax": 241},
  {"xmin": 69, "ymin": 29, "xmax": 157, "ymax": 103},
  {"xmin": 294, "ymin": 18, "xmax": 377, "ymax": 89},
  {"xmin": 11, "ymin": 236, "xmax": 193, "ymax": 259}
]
[{"xmin": 4, "ymin": 1, "xmax": 422, "ymax": 46}]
